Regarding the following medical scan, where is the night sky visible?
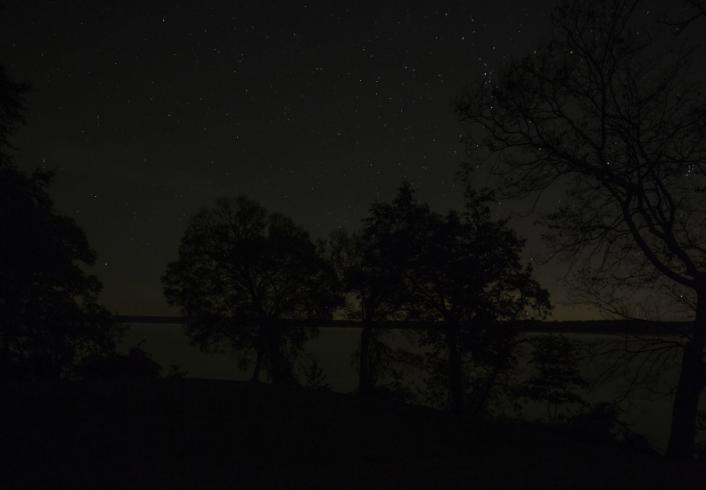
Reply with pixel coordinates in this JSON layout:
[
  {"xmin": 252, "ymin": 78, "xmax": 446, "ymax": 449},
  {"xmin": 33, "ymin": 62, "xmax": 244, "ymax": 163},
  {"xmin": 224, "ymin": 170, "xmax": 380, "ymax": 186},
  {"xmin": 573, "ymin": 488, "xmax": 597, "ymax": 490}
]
[{"xmin": 1, "ymin": 0, "xmax": 601, "ymax": 319}]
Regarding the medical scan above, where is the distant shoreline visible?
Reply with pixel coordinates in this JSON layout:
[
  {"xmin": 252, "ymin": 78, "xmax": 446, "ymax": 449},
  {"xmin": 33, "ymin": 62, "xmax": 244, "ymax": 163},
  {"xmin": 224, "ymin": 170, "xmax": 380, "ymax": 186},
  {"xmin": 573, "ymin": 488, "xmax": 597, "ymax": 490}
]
[{"xmin": 114, "ymin": 316, "xmax": 692, "ymax": 336}]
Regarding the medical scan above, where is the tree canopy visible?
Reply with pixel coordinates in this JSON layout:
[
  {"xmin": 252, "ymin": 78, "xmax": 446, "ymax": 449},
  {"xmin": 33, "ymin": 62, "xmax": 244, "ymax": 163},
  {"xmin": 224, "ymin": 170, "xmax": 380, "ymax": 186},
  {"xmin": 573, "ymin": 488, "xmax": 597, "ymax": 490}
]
[
  {"xmin": 327, "ymin": 185, "xmax": 426, "ymax": 397},
  {"xmin": 0, "ymin": 66, "xmax": 116, "ymax": 381},
  {"xmin": 361, "ymin": 182, "xmax": 550, "ymax": 412},
  {"xmin": 163, "ymin": 197, "xmax": 342, "ymax": 384}
]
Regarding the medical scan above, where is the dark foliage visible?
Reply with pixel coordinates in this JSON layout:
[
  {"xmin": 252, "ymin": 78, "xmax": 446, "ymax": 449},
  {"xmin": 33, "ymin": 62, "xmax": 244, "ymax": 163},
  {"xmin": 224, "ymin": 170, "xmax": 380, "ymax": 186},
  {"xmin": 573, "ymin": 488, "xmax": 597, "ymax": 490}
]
[
  {"xmin": 327, "ymin": 189, "xmax": 421, "ymax": 397},
  {"xmin": 0, "ymin": 64, "xmax": 28, "ymax": 166},
  {"xmin": 301, "ymin": 354, "xmax": 331, "ymax": 392},
  {"xmin": 0, "ymin": 67, "xmax": 117, "ymax": 382},
  {"xmin": 362, "ymin": 182, "xmax": 550, "ymax": 412},
  {"xmin": 162, "ymin": 197, "xmax": 343, "ymax": 384},
  {"xmin": 77, "ymin": 346, "xmax": 162, "ymax": 381},
  {"xmin": 518, "ymin": 334, "xmax": 589, "ymax": 421}
]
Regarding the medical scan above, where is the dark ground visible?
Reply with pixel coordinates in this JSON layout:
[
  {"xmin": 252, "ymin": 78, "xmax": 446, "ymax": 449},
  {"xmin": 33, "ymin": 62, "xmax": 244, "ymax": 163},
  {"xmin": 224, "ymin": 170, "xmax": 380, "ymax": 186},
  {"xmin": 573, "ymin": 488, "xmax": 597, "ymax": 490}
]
[{"xmin": 2, "ymin": 378, "xmax": 705, "ymax": 489}]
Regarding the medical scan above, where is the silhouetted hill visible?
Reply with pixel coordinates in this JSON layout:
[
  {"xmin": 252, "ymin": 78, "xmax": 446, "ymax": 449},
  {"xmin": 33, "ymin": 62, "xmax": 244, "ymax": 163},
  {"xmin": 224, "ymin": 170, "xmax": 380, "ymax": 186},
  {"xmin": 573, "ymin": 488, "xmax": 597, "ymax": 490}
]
[{"xmin": 2, "ymin": 378, "xmax": 704, "ymax": 489}]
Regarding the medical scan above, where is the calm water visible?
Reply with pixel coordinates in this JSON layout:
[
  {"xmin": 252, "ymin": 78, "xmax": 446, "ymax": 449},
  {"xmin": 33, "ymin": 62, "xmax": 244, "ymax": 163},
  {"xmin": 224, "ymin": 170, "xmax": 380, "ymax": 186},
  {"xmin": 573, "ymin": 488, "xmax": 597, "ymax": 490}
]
[{"xmin": 119, "ymin": 323, "xmax": 704, "ymax": 452}]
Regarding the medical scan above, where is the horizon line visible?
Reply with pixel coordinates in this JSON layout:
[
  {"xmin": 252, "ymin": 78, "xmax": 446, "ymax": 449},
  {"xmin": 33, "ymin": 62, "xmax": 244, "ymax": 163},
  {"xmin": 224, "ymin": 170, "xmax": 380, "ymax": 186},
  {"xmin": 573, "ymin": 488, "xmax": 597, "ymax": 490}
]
[{"xmin": 114, "ymin": 315, "xmax": 692, "ymax": 336}]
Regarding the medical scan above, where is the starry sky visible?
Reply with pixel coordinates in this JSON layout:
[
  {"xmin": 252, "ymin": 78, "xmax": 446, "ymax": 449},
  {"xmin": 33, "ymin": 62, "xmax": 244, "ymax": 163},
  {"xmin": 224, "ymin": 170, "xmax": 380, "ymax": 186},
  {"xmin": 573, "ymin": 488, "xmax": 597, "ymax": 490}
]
[{"xmin": 1, "ymin": 0, "xmax": 602, "ymax": 319}]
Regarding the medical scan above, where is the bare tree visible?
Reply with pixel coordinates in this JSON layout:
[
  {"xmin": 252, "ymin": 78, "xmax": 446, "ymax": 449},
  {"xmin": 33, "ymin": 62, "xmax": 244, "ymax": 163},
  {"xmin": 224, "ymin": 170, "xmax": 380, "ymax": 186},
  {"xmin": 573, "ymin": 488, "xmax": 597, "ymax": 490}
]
[
  {"xmin": 667, "ymin": 0, "xmax": 706, "ymax": 30},
  {"xmin": 457, "ymin": 0, "xmax": 706, "ymax": 458}
]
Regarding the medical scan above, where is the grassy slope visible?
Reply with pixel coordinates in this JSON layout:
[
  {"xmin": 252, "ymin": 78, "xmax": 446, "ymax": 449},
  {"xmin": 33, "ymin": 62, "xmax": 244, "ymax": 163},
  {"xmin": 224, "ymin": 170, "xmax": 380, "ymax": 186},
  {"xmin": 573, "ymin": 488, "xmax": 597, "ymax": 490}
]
[{"xmin": 2, "ymin": 378, "xmax": 705, "ymax": 489}]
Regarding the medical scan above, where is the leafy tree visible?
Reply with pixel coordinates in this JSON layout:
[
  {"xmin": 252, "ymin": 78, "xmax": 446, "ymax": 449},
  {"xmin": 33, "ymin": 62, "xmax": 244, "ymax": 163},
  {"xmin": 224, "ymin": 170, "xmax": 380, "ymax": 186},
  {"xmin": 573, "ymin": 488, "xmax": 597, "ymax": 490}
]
[
  {"xmin": 1, "ymin": 166, "xmax": 117, "ymax": 381},
  {"xmin": 327, "ymin": 230, "xmax": 379, "ymax": 395},
  {"xmin": 457, "ymin": 0, "xmax": 706, "ymax": 457},
  {"xmin": 0, "ymin": 67, "xmax": 117, "ymax": 382},
  {"xmin": 327, "ymin": 191, "xmax": 418, "ymax": 397},
  {"xmin": 367, "ymin": 183, "xmax": 550, "ymax": 412},
  {"xmin": 162, "ymin": 197, "xmax": 342, "ymax": 385}
]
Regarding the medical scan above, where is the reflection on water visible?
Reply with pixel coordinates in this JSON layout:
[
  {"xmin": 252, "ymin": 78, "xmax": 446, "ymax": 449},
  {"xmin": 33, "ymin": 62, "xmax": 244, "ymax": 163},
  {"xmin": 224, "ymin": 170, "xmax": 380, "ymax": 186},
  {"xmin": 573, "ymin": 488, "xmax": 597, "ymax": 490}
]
[
  {"xmin": 119, "ymin": 323, "xmax": 362, "ymax": 386},
  {"xmin": 119, "ymin": 323, "xmax": 704, "ymax": 452}
]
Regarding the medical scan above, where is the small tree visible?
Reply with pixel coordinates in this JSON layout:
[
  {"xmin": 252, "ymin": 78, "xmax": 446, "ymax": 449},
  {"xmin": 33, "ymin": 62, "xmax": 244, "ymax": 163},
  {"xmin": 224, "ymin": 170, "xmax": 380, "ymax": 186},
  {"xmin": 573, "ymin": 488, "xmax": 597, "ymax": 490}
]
[
  {"xmin": 162, "ymin": 197, "xmax": 342, "ymax": 385},
  {"xmin": 302, "ymin": 354, "xmax": 331, "ymax": 392},
  {"xmin": 520, "ymin": 334, "xmax": 589, "ymax": 422}
]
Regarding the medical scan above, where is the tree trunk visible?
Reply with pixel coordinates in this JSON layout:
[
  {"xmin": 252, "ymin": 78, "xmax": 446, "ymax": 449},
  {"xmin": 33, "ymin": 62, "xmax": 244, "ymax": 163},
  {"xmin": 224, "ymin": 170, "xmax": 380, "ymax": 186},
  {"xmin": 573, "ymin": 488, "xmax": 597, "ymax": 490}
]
[
  {"xmin": 250, "ymin": 342, "xmax": 263, "ymax": 383},
  {"xmin": 666, "ymin": 287, "xmax": 706, "ymax": 459},
  {"xmin": 470, "ymin": 362, "xmax": 502, "ymax": 417},
  {"xmin": 0, "ymin": 330, "xmax": 7, "ymax": 384},
  {"xmin": 263, "ymin": 321, "xmax": 296, "ymax": 386},
  {"xmin": 446, "ymin": 321, "xmax": 464, "ymax": 413},
  {"xmin": 358, "ymin": 321, "xmax": 374, "ymax": 396}
]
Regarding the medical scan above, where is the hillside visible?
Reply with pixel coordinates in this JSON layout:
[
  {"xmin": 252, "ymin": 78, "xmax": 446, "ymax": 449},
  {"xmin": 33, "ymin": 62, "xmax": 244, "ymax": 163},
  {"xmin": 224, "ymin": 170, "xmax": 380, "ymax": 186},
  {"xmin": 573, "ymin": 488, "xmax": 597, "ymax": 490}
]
[{"xmin": 2, "ymin": 378, "xmax": 704, "ymax": 489}]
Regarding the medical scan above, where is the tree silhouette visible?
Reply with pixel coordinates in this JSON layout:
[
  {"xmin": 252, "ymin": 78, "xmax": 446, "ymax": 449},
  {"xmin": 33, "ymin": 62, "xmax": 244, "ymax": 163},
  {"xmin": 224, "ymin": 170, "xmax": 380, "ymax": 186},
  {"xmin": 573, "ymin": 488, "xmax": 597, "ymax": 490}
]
[
  {"xmin": 0, "ymin": 67, "xmax": 117, "ymax": 382},
  {"xmin": 668, "ymin": 0, "xmax": 706, "ymax": 29},
  {"xmin": 519, "ymin": 334, "xmax": 589, "ymax": 422},
  {"xmin": 457, "ymin": 0, "xmax": 706, "ymax": 457},
  {"xmin": 1, "ymin": 166, "xmax": 117, "ymax": 381},
  {"xmin": 328, "ymin": 206, "xmax": 415, "ymax": 397},
  {"xmin": 163, "ymin": 197, "xmax": 342, "ymax": 385},
  {"xmin": 328, "ymin": 230, "xmax": 380, "ymax": 396},
  {"xmin": 367, "ymin": 183, "xmax": 550, "ymax": 412},
  {"xmin": 0, "ymin": 65, "xmax": 28, "ymax": 167},
  {"xmin": 301, "ymin": 354, "xmax": 331, "ymax": 392}
]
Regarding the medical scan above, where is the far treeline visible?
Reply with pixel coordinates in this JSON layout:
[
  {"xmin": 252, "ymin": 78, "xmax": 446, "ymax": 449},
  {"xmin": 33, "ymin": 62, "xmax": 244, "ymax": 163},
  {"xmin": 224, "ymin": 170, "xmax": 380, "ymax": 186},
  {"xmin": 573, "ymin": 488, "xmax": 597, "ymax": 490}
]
[{"xmin": 1, "ymin": 1, "xmax": 705, "ymax": 460}]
